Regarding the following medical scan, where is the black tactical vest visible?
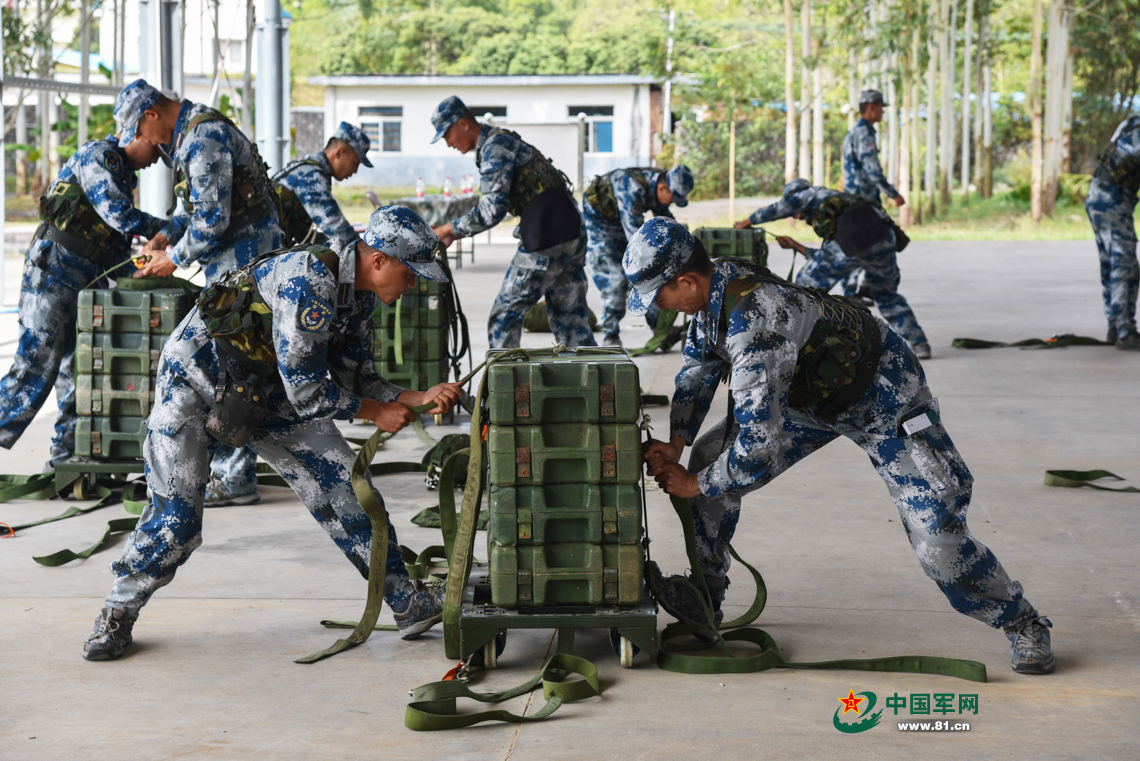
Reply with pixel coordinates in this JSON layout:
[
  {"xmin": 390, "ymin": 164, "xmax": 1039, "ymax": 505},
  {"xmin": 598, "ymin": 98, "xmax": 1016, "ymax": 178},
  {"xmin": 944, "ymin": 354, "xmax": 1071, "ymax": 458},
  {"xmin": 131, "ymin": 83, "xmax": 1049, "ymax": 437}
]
[
  {"xmin": 475, "ymin": 127, "xmax": 571, "ymax": 218},
  {"xmin": 585, "ymin": 167, "xmax": 659, "ymax": 221}
]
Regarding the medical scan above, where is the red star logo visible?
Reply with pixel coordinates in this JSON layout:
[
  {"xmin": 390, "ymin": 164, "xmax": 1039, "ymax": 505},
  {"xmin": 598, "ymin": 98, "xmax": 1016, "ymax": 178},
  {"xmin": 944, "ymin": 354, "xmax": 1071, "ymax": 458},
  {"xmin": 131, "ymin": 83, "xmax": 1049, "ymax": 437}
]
[{"xmin": 838, "ymin": 690, "xmax": 864, "ymax": 715}]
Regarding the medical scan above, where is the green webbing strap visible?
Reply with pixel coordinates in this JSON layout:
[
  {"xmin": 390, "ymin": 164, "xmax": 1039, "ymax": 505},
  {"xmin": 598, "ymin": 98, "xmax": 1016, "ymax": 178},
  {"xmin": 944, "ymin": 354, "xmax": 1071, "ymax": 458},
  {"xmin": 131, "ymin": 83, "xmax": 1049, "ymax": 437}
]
[
  {"xmin": 0, "ymin": 473, "xmax": 57, "ymax": 503},
  {"xmin": 1044, "ymin": 469, "xmax": 1140, "ymax": 492},
  {"xmin": 294, "ymin": 404, "xmax": 433, "ymax": 664},
  {"xmin": 300, "ymin": 360, "xmax": 488, "ymax": 663},
  {"xmin": 394, "ymin": 296, "xmax": 404, "ymax": 366},
  {"xmin": 952, "ymin": 334, "xmax": 1111, "ymax": 349},
  {"xmin": 437, "ymin": 448, "xmax": 470, "ymax": 564},
  {"xmin": 30, "ymin": 483, "xmax": 147, "ymax": 566},
  {"xmin": 402, "ymin": 544, "xmax": 450, "ymax": 580},
  {"xmin": 657, "ymin": 495, "xmax": 987, "ymax": 682},
  {"xmin": 256, "ymin": 460, "xmax": 427, "ymax": 488},
  {"xmin": 412, "ymin": 416, "xmax": 436, "ymax": 447},
  {"xmin": 628, "ymin": 308, "xmax": 681, "ymax": 356},
  {"xmin": 404, "ymin": 653, "xmax": 601, "ymax": 731},
  {"xmin": 443, "ymin": 348, "xmax": 537, "ymax": 659}
]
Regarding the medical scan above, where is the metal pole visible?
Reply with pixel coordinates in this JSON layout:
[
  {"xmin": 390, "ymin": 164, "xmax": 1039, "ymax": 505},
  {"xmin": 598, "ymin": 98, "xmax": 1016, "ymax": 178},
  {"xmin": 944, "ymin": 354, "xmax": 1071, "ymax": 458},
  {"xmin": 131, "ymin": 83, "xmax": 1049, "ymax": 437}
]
[
  {"xmin": 1, "ymin": 3, "xmax": 6, "ymax": 306},
  {"xmin": 256, "ymin": 0, "xmax": 284, "ymax": 172},
  {"xmin": 662, "ymin": 9, "xmax": 674, "ymax": 136},
  {"xmin": 79, "ymin": 0, "xmax": 89, "ymax": 146},
  {"xmin": 242, "ymin": 0, "xmax": 254, "ymax": 136},
  {"xmin": 577, "ymin": 113, "xmax": 586, "ymax": 193}
]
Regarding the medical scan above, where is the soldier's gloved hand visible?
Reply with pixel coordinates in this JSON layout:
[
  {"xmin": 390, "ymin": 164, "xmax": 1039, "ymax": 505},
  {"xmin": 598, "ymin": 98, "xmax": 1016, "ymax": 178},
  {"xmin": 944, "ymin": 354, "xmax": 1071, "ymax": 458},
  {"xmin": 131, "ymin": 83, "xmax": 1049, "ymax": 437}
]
[
  {"xmin": 653, "ymin": 461, "xmax": 701, "ymax": 499},
  {"xmin": 134, "ymin": 252, "xmax": 177, "ymax": 278},
  {"xmin": 889, "ymin": 194, "xmax": 906, "ymax": 208},
  {"xmin": 733, "ymin": 218, "xmax": 753, "ymax": 230},
  {"xmin": 419, "ymin": 382, "xmax": 463, "ymax": 415}
]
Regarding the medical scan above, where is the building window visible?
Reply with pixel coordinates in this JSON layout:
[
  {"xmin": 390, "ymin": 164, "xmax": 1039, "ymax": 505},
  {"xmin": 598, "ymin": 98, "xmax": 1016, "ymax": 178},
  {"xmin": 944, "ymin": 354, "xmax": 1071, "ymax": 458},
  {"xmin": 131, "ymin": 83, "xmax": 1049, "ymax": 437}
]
[
  {"xmin": 382, "ymin": 121, "xmax": 401, "ymax": 152},
  {"xmin": 360, "ymin": 106, "xmax": 404, "ymax": 117},
  {"xmin": 361, "ymin": 122, "xmax": 379, "ymax": 147},
  {"xmin": 568, "ymin": 106, "xmax": 615, "ymax": 153},
  {"xmin": 468, "ymin": 106, "xmax": 507, "ymax": 118}
]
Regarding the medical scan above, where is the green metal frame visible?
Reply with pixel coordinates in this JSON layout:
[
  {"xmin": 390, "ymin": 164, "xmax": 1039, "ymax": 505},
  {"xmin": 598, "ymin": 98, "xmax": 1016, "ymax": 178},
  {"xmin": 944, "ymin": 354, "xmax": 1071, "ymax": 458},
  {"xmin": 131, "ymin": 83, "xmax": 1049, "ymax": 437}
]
[
  {"xmin": 53, "ymin": 457, "xmax": 145, "ymax": 493},
  {"xmin": 458, "ymin": 569, "xmax": 658, "ymax": 665}
]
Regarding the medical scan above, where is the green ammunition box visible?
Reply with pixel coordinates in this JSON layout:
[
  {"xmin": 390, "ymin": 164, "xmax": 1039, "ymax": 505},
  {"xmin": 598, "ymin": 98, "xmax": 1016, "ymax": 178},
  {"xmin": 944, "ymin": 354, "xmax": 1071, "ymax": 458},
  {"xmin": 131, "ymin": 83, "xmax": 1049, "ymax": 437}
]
[
  {"xmin": 487, "ymin": 357, "xmax": 640, "ymax": 425},
  {"xmin": 373, "ymin": 359, "xmax": 450, "ymax": 391},
  {"xmin": 77, "ymin": 333, "xmax": 168, "ymax": 375},
  {"xmin": 75, "ymin": 416, "xmax": 148, "ymax": 459},
  {"xmin": 489, "ymin": 543, "xmax": 643, "ymax": 607},
  {"xmin": 372, "ymin": 326, "xmax": 447, "ymax": 363},
  {"xmin": 487, "ymin": 423, "xmax": 642, "ymax": 486},
  {"xmin": 412, "ymin": 277, "xmax": 445, "ymax": 296},
  {"xmin": 76, "ymin": 374, "xmax": 153, "ymax": 417},
  {"xmin": 77, "ymin": 289, "xmax": 190, "ymax": 334},
  {"xmin": 488, "ymin": 483, "xmax": 642, "ymax": 546},
  {"xmin": 375, "ymin": 293, "xmax": 446, "ymax": 329},
  {"xmin": 693, "ymin": 227, "xmax": 769, "ymax": 267}
]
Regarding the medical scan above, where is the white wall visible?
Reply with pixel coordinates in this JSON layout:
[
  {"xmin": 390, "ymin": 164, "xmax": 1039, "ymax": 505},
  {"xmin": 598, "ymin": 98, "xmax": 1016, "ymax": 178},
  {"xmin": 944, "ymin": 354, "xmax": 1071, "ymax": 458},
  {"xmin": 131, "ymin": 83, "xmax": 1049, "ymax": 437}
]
[{"xmin": 318, "ymin": 80, "xmax": 653, "ymax": 188}]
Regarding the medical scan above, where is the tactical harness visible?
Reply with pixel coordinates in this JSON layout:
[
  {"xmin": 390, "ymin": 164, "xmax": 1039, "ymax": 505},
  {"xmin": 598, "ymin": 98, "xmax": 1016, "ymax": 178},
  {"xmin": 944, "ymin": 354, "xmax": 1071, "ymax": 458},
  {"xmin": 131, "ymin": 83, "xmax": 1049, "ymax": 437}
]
[
  {"xmin": 171, "ymin": 108, "xmax": 280, "ymax": 237},
  {"xmin": 584, "ymin": 167, "xmax": 659, "ymax": 221},
  {"xmin": 196, "ymin": 244, "xmax": 350, "ymax": 446},
  {"xmin": 37, "ymin": 180, "xmax": 121, "ymax": 260},
  {"xmin": 1094, "ymin": 117, "xmax": 1140, "ymax": 193},
  {"xmin": 272, "ymin": 157, "xmax": 326, "ymax": 247}
]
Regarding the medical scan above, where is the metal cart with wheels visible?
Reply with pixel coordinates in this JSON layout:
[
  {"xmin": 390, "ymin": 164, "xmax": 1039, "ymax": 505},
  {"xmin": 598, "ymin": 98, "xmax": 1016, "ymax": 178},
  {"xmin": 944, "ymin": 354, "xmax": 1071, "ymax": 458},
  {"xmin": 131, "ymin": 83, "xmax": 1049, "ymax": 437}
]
[{"xmin": 458, "ymin": 566, "xmax": 658, "ymax": 670}]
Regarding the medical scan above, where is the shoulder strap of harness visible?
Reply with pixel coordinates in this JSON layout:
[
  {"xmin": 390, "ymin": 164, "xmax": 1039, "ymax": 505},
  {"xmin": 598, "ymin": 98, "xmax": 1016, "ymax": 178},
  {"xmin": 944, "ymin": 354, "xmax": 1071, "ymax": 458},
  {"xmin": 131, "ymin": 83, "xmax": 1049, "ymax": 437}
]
[{"xmin": 272, "ymin": 157, "xmax": 325, "ymax": 184}]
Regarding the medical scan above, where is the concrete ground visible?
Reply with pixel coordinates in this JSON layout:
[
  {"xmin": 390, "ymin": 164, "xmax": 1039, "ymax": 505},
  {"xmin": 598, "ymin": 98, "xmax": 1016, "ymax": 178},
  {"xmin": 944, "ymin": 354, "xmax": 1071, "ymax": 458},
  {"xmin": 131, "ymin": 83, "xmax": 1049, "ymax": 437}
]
[{"xmin": 1, "ymin": 234, "xmax": 1138, "ymax": 760}]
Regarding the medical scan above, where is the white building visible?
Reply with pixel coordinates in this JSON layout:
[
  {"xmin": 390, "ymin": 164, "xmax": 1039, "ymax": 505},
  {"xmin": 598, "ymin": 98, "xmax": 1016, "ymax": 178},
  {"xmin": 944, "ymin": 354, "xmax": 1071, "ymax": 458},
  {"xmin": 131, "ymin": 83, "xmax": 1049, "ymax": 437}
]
[{"xmin": 306, "ymin": 74, "xmax": 662, "ymax": 189}]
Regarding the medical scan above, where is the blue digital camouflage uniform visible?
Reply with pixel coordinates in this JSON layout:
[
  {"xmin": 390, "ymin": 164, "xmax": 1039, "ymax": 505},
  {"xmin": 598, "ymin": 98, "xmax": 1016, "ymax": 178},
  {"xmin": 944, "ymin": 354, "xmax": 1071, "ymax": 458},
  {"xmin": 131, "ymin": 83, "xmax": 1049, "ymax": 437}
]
[
  {"xmin": 844, "ymin": 117, "xmax": 901, "ymax": 204},
  {"xmin": 450, "ymin": 124, "xmax": 595, "ymax": 349},
  {"xmin": 582, "ymin": 168, "xmax": 674, "ymax": 342},
  {"xmin": 275, "ymin": 151, "xmax": 359, "ymax": 244},
  {"xmin": 628, "ymin": 225, "xmax": 1038, "ymax": 630},
  {"xmin": 159, "ymin": 99, "xmax": 283, "ymax": 495},
  {"xmin": 748, "ymin": 183, "xmax": 928, "ymax": 349},
  {"xmin": 102, "ymin": 244, "xmax": 417, "ymax": 614},
  {"xmin": 0, "ymin": 137, "xmax": 165, "ymax": 466},
  {"xmin": 1085, "ymin": 116, "xmax": 1140, "ymax": 340}
]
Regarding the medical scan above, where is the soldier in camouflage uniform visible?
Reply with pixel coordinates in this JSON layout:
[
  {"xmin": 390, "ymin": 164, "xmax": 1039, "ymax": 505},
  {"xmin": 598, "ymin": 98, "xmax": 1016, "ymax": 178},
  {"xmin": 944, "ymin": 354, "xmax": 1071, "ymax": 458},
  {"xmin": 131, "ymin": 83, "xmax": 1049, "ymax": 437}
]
[
  {"xmin": 1085, "ymin": 115, "xmax": 1140, "ymax": 350},
  {"xmin": 628, "ymin": 218, "xmax": 1055, "ymax": 674},
  {"xmin": 428, "ymin": 96, "xmax": 596, "ymax": 349},
  {"xmin": 736, "ymin": 178, "xmax": 931, "ymax": 359},
  {"xmin": 83, "ymin": 206, "xmax": 462, "ymax": 661},
  {"xmin": 273, "ymin": 121, "xmax": 372, "ymax": 247},
  {"xmin": 116, "ymin": 79, "xmax": 283, "ymax": 506},
  {"xmin": 841, "ymin": 89, "xmax": 906, "ymax": 302},
  {"xmin": 581, "ymin": 164, "xmax": 694, "ymax": 346},
  {"xmin": 0, "ymin": 134, "xmax": 167, "ymax": 469}
]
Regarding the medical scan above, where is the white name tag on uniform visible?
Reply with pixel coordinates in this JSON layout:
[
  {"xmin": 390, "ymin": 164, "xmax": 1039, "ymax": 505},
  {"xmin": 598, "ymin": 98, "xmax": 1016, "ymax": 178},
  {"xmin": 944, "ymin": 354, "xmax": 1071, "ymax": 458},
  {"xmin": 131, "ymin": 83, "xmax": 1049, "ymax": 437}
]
[{"xmin": 902, "ymin": 410, "xmax": 938, "ymax": 436}]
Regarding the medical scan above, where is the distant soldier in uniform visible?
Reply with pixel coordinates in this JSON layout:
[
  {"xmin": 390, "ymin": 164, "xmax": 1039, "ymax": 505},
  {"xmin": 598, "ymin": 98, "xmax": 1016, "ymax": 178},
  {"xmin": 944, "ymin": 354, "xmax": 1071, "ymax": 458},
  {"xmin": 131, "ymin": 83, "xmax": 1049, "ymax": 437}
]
[
  {"xmin": 627, "ymin": 217, "xmax": 1055, "ymax": 675},
  {"xmin": 428, "ymin": 96, "xmax": 596, "ymax": 349},
  {"xmin": 735, "ymin": 179, "xmax": 931, "ymax": 360},
  {"xmin": 841, "ymin": 89, "xmax": 906, "ymax": 303},
  {"xmin": 0, "ymin": 134, "xmax": 167, "ymax": 469},
  {"xmin": 274, "ymin": 121, "xmax": 372, "ymax": 247},
  {"xmin": 82, "ymin": 206, "xmax": 462, "ymax": 661},
  {"xmin": 116, "ymin": 79, "xmax": 282, "ymax": 507},
  {"xmin": 1085, "ymin": 115, "xmax": 1140, "ymax": 350},
  {"xmin": 581, "ymin": 164, "xmax": 694, "ymax": 346}
]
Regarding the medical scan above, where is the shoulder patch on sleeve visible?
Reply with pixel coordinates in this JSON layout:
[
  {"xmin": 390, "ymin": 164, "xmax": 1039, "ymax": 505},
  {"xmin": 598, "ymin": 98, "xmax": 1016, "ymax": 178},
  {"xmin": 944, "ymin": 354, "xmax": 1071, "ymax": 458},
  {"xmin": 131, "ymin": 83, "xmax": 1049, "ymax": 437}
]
[
  {"xmin": 102, "ymin": 149, "xmax": 122, "ymax": 174},
  {"xmin": 298, "ymin": 296, "xmax": 334, "ymax": 332}
]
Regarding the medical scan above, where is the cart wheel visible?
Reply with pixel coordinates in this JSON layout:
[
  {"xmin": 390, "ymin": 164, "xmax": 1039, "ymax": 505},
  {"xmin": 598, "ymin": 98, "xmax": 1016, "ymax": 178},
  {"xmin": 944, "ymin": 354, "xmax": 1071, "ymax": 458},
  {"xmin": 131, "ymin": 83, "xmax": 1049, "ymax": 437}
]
[
  {"xmin": 72, "ymin": 474, "xmax": 93, "ymax": 501},
  {"xmin": 620, "ymin": 636, "xmax": 635, "ymax": 668}
]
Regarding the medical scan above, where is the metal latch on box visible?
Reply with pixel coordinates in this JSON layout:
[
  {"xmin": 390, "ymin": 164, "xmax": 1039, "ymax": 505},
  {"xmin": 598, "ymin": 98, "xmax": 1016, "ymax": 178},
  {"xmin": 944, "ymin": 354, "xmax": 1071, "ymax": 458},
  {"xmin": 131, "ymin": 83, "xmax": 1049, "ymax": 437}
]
[
  {"xmin": 517, "ymin": 569, "xmax": 533, "ymax": 602},
  {"xmin": 603, "ymin": 567, "xmax": 618, "ymax": 602},
  {"xmin": 600, "ymin": 384, "xmax": 615, "ymax": 417},
  {"xmin": 517, "ymin": 507, "xmax": 533, "ymax": 540},
  {"xmin": 515, "ymin": 384, "xmax": 530, "ymax": 418},
  {"xmin": 601, "ymin": 444, "xmax": 616, "ymax": 479},
  {"xmin": 92, "ymin": 304, "xmax": 104, "ymax": 327},
  {"xmin": 149, "ymin": 307, "xmax": 161, "ymax": 328},
  {"xmin": 92, "ymin": 388, "xmax": 103, "ymax": 413},
  {"xmin": 516, "ymin": 446, "xmax": 531, "ymax": 478},
  {"xmin": 91, "ymin": 431, "xmax": 103, "ymax": 455},
  {"xmin": 92, "ymin": 346, "xmax": 104, "ymax": 370}
]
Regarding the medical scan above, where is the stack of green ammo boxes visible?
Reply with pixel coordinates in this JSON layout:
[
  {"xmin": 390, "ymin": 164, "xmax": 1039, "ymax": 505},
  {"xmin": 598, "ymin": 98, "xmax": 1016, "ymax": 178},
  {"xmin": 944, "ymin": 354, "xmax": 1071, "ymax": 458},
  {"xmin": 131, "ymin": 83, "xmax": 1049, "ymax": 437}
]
[
  {"xmin": 485, "ymin": 349, "xmax": 645, "ymax": 608},
  {"xmin": 694, "ymin": 227, "xmax": 769, "ymax": 268},
  {"xmin": 373, "ymin": 278, "xmax": 450, "ymax": 390},
  {"xmin": 75, "ymin": 287, "xmax": 190, "ymax": 459}
]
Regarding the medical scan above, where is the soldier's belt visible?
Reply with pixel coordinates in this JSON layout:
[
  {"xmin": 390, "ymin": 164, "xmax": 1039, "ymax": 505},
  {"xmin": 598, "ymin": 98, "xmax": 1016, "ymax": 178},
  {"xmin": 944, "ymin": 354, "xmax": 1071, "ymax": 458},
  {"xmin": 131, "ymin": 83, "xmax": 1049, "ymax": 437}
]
[{"xmin": 38, "ymin": 222, "xmax": 102, "ymax": 260}]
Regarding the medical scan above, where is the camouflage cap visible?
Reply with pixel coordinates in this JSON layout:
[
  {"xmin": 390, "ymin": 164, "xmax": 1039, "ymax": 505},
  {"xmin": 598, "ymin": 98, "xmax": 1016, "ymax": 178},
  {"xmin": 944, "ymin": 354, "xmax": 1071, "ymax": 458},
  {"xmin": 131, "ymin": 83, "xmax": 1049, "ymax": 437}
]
[
  {"xmin": 333, "ymin": 122, "xmax": 373, "ymax": 168},
  {"xmin": 782, "ymin": 177, "xmax": 811, "ymax": 201},
  {"xmin": 666, "ymin": 164, "xmax": 695, "ymax": 207},
  {"xmin": 859, "ymin": 88, "xmax": 888, "ymax": 107},
  {"xmin": 623, "ymin": 217, "xmax": 695, "ymax": 316},
  {"xmin": 362, "ymin": 206, "xmax": 447, "ymax": 282},
  {"xmin": 114, "ymin": 79, "xmax": 162, "ymax": 144},
  {"xmin": 431, "ymin": 95, "xmax": 469, "ymax": 144}
]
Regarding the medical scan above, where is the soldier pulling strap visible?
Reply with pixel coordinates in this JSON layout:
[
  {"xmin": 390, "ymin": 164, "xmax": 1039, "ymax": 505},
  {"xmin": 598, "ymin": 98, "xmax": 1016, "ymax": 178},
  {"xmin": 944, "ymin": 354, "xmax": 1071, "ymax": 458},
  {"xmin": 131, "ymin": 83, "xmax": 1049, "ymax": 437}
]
[{"xmin": 584, "ymin": 167, "xmax": 659, "ymax": 221}]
